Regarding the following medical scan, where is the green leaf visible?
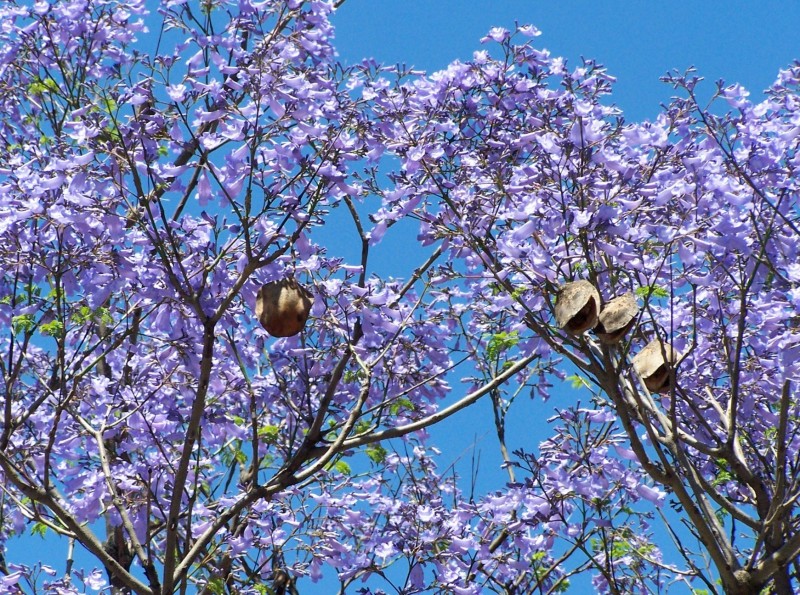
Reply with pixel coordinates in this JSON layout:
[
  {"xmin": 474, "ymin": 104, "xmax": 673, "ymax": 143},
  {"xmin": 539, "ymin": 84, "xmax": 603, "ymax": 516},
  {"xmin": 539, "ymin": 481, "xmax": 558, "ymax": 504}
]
[
  {"xmin": 28, "ymin": 81, "xmax": 48, "ymax": 95},
  {"xmin": 98, "ymin": 307, "xmax": 114, "ymax": 326},
  {"xmin": 366, "ymin": 444, "xmax": 387, "ymax": 464},
  {"xmin": 71, "ymin": 305, "xmax": 113, "ymax": 327},
  {"xmin": 99, "ymin": 96, "xmax": 118, "ymax": 114},
  {"xmin": 40, "ymin": 320, "xmax": 64, "ymax": 337},
  {"xmin": 554, "ymin": 579, "xmax": 570, "ymax": 593},
  {"xmin": 258, "ymin": 425, "xmax": 280, "ymax": 444},
  {"xmin": 101, "ymin": 126, "xmax": 122, "ymax": 143},
  {"xmin": 27, "ymin": 76, "xmax": 60, "ymax": 96},
  {"xmin": 432, "ymin": 539, "xmax": 451, "ymax": 554},
  {"xmin": 46, "ymin": 285, "xmax": 63, "ymax": 301},
  {"xmin": 711, "ymin": 458, "xmax": 733, "ymax": 487},
  {"xmin": 220, "ymin": 446, "xmax": 236, "ymax": 467},
  {"xmin": 204, "ymin": 577, "xmax": 225, "ymax": 595},
  {"xmin": 567, "ymin": 374, "xmax": 590, "ymax": 390},
  {"xmin": 344, "ymin": 369, "xmax": 365, "ymax": 383},
  {"xmin": 12, "ymin": 314, "xmax": 35, "ymax": 334},
  {"xmin": 610, "ymin": 539, "xmax": 632, "ymax": 558},
  {"xmin": 72, "ymin": 305, "xmax": 93, "ymax": 325},
  {"xmin": 389, "ymin": 397, "xmax": 415, "ymax": 416},
  {"xmin": 486, "ymin": 330, "xmax": 519, "ymax": 361},
  {"xmin": 635, "ymin": 285, "xmax": 669, "ymax": 299},
  {"xmin": 31, "ymin": 522, "xmax": 48, "ymax": 538},
  {"xmin": 327, "ymin": 460, "xmax": 351, "ymax": 476}
]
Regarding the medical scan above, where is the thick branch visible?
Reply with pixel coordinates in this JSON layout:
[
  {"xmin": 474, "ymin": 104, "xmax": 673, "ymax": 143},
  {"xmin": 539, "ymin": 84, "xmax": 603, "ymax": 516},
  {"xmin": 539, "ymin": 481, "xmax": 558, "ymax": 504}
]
[
  {"xmin": 161, "ymin": 323, "xmax": 216, "ymax": 594},
  {"xmin": 0, "ymin": 454, "xmax": 152, "ymax": 595}
]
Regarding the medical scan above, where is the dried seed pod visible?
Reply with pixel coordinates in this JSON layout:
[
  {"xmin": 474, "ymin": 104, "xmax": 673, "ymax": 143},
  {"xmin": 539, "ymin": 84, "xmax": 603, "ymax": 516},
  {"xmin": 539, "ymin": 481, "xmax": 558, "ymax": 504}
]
[
  {"xmin": 255, "ymin": 278, "xmax": 313, "ymax": 337},
  {"xmin": 632, "ymin": 339, "xmax": 678, "ymax": 393},
  {"xmin": 596, "ymin": 292, "xmax": 639, "ymax": 344},
  {"xmin": 555, "ymin": 280, "xmax": 600, "ymax": 334}
]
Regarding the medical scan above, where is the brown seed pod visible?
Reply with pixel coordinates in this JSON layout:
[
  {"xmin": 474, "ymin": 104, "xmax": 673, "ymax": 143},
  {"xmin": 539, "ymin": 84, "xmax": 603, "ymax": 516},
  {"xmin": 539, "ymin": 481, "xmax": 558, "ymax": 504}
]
[
  {"xmin": 632, "ymin": 339, "xmax": 678, "ymax": 393},
  {"xmin": 596, "ymin": 292, "xmax": 639, "ymax": 344},
  {"xmin": 255, "ymin": 278, "xmax": 313, "ymax": 337},
  {"xmin": 555, "ymin": 280, "xmax": 600, "ymax": 334}
]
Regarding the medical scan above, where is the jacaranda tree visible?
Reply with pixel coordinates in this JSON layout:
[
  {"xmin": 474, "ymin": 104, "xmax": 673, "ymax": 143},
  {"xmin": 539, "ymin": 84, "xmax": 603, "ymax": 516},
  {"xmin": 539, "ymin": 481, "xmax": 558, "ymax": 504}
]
[{"xmin": 1, "ymin": 1, "xmax": 799, "ymax": 594}]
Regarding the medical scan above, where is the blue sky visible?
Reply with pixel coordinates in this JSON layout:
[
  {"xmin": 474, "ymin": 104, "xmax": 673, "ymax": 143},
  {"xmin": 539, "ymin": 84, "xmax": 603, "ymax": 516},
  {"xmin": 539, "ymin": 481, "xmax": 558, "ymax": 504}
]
[{"xmin": 332, "ymin": 1, "xmax": 800, "ymax": 123}]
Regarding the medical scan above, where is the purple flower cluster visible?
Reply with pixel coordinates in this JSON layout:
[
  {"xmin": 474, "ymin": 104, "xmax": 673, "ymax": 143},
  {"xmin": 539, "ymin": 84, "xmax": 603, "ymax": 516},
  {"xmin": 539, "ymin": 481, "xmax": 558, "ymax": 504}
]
[{"xmin": 0, "ymin": 2, "xmax": 798, "ymax": 594}]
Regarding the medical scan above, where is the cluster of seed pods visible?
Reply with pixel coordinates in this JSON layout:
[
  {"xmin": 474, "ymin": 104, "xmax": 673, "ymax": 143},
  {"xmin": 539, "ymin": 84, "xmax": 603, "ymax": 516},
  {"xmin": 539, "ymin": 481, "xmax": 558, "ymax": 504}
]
[
  {"xmin": 252, "ymin": 277, "xmax": 677, "ymax": 393},
  {"xmin": 555, "ymin": 280, "xmax": 678, "ymax": 394}
]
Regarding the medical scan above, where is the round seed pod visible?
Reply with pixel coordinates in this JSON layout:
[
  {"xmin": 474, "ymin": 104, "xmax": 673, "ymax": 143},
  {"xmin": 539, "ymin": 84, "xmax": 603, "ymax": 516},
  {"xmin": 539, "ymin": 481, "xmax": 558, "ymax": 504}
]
[
  {"xmin": 255, "ymin": 278, "xmax": 313, "ymax": 337},
  {"xmin": 632, "ymin": 339, "xmax": 678, "ymax": 393},
  {"xmin": 555, "ymin": 280, "xmax": 600, "ymax": 335},
  {"xmin": 596, "ymin": 292, "xmax": 639, "ymax": 344}
]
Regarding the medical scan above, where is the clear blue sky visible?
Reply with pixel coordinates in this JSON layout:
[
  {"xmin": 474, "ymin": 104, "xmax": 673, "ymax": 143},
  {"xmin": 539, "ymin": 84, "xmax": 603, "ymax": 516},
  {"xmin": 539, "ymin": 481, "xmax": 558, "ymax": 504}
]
[{"xmin": 332, "ymin": 1, "xmax": 800, "ymax": 123}]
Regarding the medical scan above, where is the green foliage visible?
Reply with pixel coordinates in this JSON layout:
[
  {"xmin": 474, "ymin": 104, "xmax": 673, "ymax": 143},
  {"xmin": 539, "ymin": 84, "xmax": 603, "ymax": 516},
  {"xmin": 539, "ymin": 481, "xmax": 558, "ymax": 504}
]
[
  {"xmin": 203, "ymin": 577, "xmax": 226, "ymax": 595},
  {"xmin": 99, "ymin": 96, "xmax": 117, "ymax": 114},
  {"xmin": 258, "ymin": 425, "xmax": 280, "ymax": 444},
  {"xmin": 366, "ymin": 444, "xmax": 387, "ymax": 464},
  {"xmin": 27, "ymin": 76, "xmax": 60, "ymax": 96},
  {"xmin": 99, "ymin": 125, "xmax": 123, "ymax": 144},
  {"xmin": 567, "ymin": 374, "xmax": 590, "ymax": 390},
  {"xmin": 344, "ymin": 368, "xmax": 366, "ymax": 383},
  {"xmin": 26, "ymin": 283, "xmax": 42, "ymax": 301},
  {"xmin": 431, "ymin": 539, "xmax": 451, "ymax": 554},
  {"xmin": 40, "ymin": 319, "xmax": 64, "ymax": 337},
  {"xmin": 355, "ymin": 420, "xmax": 372, "ymax": 434},
  {"xmin": 389, "ymin": 397, "xmax": 415, "ymax": 416},
  {"xmin": 325, "ymin": 459, "xmax": 352, "ymax": 476},
  {"xmin": 530, "ymin": 551, "xmax": 570, "ymax": 592},
  {"xmin": 11, "ymin": 314, "xmax": 35, "ymax": 334},
  {"xmin": 72, "ymin": 306, "xmax": 92, "ymax": 324},
  {"xmin": 220, "ymin": 443, "xmax": 240, "ymax": 468},
  {"xmin": 635, "ymin": 285, "xmax": 669, "ymax": 299},
  {"xmin": 591, "ymin": 528, "xmax": 656, "ymax": 564},
  {"xmin": 71, "ymin": 305, "xmax": 113, "ymax": 327},
  {"xmin": 486, "ymin": 330, "xmax": 520, "ymax": 361},
  {"xmin": 712, "ymin": 458, "xmax": 733, "ymax": 487}
]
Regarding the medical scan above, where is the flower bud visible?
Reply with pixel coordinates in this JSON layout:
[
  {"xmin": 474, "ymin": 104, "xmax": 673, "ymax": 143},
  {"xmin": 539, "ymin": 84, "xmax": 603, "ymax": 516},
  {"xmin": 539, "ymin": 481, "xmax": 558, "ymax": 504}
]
[
  {"xmin": 255, "ymin": 279, "xmax": 313, "ymax": 337},
  {"xmin": 555, "ymin": 280, "xmax": 600, "ymax": 334}
]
